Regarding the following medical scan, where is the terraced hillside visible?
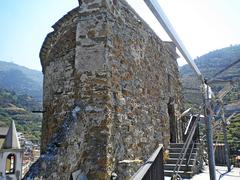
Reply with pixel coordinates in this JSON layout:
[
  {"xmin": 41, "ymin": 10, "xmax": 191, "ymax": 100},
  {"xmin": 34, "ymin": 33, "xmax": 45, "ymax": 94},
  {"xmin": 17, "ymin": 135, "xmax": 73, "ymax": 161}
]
[
  {"xmin": 0, "ymin": 60, "xmax": 43, "ymax": 101},
  {"xmin": 0, "ymin": 88, "xmax": 42, "ymax": 142},
  {"xmin": 180, "ymin": 44, "xmax": 240, "ymax": 153}
]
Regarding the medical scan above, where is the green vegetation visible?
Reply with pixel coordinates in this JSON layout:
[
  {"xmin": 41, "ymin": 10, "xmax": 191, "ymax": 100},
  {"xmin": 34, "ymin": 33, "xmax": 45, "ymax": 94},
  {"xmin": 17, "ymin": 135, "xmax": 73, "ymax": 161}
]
[
  {"xmin": 180, "ymin": 44, "xmax": 240, "ymax": 156},
  {"xmin": 0, "ymin": 60, "xmax": 43, "ymax": 101},
  {"xmin": 181, "ymin": 44, "xmax": 240, "ymax": 105},
  {"xmin": 0, "ymin": 88, "xmax": 42, "ymax": 142},
  {"xmin": 0, "ymin": 61, "xmax": 43, "ymax": 143},
  {"xmin": 228, "ymin": 114, "xmax": 240, "ymax": 153},
  {"xmin": 214, "ymin": 114, "xmax": 240, "ymax": 154}
]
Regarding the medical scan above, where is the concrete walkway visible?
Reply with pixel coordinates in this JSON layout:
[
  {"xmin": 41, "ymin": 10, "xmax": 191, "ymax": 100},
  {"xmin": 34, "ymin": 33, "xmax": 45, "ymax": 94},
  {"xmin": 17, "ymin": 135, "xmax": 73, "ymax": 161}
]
[
  {"xmin": 165, "ymin": 166, "xmax": 240, "ymax": 180},
  {"xmin": 192, "ymin": 166, "xmax": 240, "ymax": 180}
]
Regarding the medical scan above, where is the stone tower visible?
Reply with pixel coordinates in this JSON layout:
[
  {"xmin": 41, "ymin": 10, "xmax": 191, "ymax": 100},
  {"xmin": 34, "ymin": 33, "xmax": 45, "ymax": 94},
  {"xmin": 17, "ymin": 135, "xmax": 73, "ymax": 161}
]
[
  {"xmin": 26, "ymin": 0, "xmax": 183, "ymax": 179},
  {"xmin": 0, "ymin": 121, "xmax": 23, "ymax": 180}
]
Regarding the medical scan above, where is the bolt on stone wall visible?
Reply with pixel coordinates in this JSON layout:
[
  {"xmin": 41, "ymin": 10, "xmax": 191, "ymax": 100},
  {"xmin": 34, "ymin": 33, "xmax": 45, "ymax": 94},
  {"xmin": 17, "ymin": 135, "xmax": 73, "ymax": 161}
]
[{"xmin": 25, "ymin": 0, "xmax": 184, "ymax": 179}]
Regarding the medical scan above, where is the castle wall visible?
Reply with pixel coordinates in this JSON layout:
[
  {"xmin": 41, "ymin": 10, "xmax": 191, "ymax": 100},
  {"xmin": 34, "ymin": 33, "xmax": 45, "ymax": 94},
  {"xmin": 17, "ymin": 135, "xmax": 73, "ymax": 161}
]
[
  {"xmin": 26, "ymin": 0, "xmax": 183, "ymax": 179},
  {"xmin": 40, "ymin": 8, "xmax": 78, "ymax": 151},
  {"xmin": 104, "ymin": 1, "xmax": 182, "ymax": 177}
]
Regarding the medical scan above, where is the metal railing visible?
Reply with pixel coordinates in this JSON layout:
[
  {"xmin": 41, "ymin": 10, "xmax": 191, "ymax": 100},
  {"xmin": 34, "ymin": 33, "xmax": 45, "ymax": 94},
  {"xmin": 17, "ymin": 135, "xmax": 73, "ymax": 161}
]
[
  {"xmin": 186, "ymin": 140, "xmax": 196, "ymax": 166},
  {"xmin": 130, "ymin": 145, "xmax": 164, "ymax": 180},
  {"xmin": 171, "ymin": 115, "xmax": 200, "ymax": 179}
]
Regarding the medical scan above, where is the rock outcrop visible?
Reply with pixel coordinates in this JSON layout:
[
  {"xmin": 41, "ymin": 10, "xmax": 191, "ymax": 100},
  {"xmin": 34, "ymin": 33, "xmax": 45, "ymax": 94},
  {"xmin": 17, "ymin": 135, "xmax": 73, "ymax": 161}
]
[{"xmin": 25, "ymin": 0, "xmax": 183, "ymax": 179}]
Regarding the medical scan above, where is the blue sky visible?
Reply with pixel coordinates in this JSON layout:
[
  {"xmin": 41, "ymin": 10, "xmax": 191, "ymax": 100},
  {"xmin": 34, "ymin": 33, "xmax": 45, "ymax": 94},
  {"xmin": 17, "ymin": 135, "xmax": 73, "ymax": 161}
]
[{"xmin": 0, "ymin": 0, "xmax": 240, "ymax": 70}]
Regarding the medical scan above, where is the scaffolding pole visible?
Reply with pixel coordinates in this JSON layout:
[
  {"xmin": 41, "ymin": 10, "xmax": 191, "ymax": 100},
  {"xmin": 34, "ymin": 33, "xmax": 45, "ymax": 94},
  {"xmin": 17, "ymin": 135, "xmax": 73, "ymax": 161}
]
[
  {"xmin": 144, "ymin": 0, "xmax": 216, "ymax": 179},
  {"xmin": 144, "ymin": 0, "xmax": 202, "ymax": 80},
  {"xmin": 221, "ymin": 103, "xmax": 231, "ymax": 172},
  {"xmin": 203, "ymin": 84, "xmax": 217, "ymax": 180}
]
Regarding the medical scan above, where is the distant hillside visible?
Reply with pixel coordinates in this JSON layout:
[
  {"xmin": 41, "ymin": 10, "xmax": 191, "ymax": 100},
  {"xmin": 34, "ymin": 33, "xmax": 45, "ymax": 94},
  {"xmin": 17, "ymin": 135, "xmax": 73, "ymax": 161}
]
[
  {"xmin": 180, "ymin": 45, "xmax": 240, "ymax": 153},
  {"xmin": 0, "ymin": 88, "xmax": 42, "ymax": 142},
  {"xmin": 0, "ymin": 61, "xmax": 43, "ymax": 101},
  {"xmin": 181, "ymin": 45, "xmax": 240, "ymax": 77},
  {"xmin": 180, "ymin": 44, "xmax": 240, "ymax": 105}
]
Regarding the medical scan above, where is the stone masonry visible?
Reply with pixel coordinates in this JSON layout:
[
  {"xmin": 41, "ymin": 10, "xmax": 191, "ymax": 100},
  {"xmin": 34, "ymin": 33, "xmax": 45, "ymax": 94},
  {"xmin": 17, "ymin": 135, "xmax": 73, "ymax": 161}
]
[{"xmin": 25, "ymin": 0, "xmax": 183, "ymax": 179}]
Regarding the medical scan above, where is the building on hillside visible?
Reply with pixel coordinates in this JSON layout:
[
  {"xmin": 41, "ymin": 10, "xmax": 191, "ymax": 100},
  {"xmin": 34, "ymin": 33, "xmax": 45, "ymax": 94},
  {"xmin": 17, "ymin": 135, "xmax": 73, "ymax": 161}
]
[
  {"xmin": 0, "ymin": 121, "xmax": 23, "ymax": 180},
  {"xmin": 0, "ymin": 127, "xmax": 8, "ymax": 148}
]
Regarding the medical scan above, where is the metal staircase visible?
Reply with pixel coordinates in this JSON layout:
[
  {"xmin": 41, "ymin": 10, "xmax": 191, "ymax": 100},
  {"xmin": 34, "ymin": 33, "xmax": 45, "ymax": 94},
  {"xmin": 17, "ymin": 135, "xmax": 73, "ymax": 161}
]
[
  {"xmin": 164, "ymin": 115, "xmax": 203, "ymax": 179},
  {"xmin": 164, "ymin": 142, "xmax": 201, "ymax": 179}
]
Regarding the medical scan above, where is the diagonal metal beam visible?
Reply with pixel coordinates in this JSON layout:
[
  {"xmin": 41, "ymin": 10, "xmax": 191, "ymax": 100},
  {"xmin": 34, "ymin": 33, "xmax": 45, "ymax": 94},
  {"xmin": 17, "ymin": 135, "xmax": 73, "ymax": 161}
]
[
  {"xmin": 209, "ymin": 76, "xmax": 240, "ymax": 83},
  {"xmin": 144, "ymin": 0, "xmax": 203, "ymax": 81},
  {"xmin": 208, "ymin": 58, "xmax": 240, "ymax": 83},
  {"xmin": 216, "ymin": 82, "xmax": 234, "ymax": 100},
  {"xmin": 226, "ymin": 113, "xmax": 237, "ymax": 122},
  {"xmin": 144, "ymin": 1, "xmax": 217, "ymax": 180},
  {"xmin": 177, "ymin": 108, "xmax": 191, "ymax": 121}
]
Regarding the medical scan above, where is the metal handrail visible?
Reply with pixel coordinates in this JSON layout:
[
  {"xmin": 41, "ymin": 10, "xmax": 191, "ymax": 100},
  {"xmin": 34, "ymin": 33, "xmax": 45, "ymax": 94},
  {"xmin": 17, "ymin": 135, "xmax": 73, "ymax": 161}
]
[
  {"xmin": 184, "ymin": 115, "xmax": 194, "ymax": 135},
  {"xmin": 177, "ymin": 118, "xmax": 198, "ymax": 172},
  {"xmin": 130, "ymin": 144, "xmax": 164, "ymax": 180},
  {"xmin": 187, "ymin": 141, "xmax": 196, "ymax": 166},
  {"xmin": 172, "ymin": 115, "xmax": 200, "ymax": 179}
]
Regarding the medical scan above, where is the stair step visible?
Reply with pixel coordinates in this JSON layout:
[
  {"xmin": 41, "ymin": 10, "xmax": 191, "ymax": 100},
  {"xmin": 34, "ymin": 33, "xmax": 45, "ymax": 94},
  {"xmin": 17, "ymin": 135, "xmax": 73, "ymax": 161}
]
[
  {"xmin": 168, "ymin": 153, "xmax": 196, "ymax": 159},
  {"xmin": 164, "ymin": 143, "xmax": 200, "ymax": 178},
  {"xmin": 166, "ymin": 158, "xmax": 195, "ymax": 165},
  {"xmin": 164, "ymin": 164, "xmax": 193, "ymax": 171},
  {"xmin": 164, "ymin": 170, "xmax": 193, "ymax": 179},
  {"xmin": 168, "ymin": 148, "xmax": 197, "ymax": 154},
  {"xmin": 170, "ymin": 143, "xmax": 200, "ymax": 149}
]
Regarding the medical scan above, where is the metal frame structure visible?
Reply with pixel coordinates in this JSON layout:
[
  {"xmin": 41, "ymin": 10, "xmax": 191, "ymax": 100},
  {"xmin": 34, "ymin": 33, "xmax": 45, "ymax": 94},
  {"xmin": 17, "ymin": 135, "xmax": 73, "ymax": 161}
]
[
  {"xmin": 208, "ymin": 59, "xmax": 240, "ymax": 83},
  {"xmin": 144, "ymin": 0, "xmax": 217, "ymax": 179},
  {"xmin": 213, "ymin": 71, "xmax": 240, "ymax": 172},
  {"xmin": 172, "ymin": 115, "xmax": 200, "ymax": 179},
  {"xmin": 144, "ymin": 0, "xmax": 203, "ymax": 80}
]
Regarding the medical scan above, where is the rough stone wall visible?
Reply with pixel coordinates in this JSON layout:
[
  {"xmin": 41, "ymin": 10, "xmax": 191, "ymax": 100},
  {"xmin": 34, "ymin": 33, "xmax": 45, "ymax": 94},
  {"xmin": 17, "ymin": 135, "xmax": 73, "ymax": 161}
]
[
  {"xmin": 40, "ymin": 7, "xmax": 79, "ymax": 152},
  {"xmin": 105, "ymin": 2, "xmax": 182, "ymax": 177},
  {"xmin": 25, "ymin": 0, "xmax": 183, "ymax": 179}
]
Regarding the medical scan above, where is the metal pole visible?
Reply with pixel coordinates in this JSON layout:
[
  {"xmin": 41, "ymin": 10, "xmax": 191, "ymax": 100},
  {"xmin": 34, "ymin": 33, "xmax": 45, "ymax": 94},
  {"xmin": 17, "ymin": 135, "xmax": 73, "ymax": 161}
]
[
  {"xmin": 204, "ymin": 84, "xmax": 216, "ymax": 180},
  {"xmin": 144, "ymin": 0, "xmax": 203, "ymax": 81},
  {"xmin": 221, "ymin": 106, "xmax": 231, "ymax": 172},
  {"xmin": 144, "ymin": 0, "xmax": 216, "ymax": 179}
]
